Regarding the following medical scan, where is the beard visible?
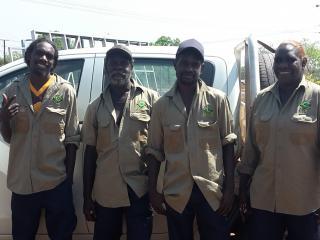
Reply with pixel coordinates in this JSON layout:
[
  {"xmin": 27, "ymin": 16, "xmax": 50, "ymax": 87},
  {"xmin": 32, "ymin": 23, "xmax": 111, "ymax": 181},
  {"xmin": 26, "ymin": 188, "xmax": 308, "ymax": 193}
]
[
  {"xmin": 110, "ymin": 78, "xmax": 129, "ymax": 87},
  {"xmin": 177, "ymin": 72, "xmax": 198, "ymax": 85},
  {"xmin": 109, "ymin": 72, "xmax": 131, "ymax": 89}
]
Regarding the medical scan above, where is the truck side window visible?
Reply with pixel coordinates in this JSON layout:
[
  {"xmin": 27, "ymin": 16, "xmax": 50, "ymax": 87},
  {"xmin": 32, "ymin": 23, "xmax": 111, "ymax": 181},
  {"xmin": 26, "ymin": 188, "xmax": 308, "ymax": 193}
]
[
  {"xmin": 133, "ymin": 59, "xmax": 175, "ymax": 96},
  {"xmin": 133, "ymin": 59, "xmax": 215, "ymax": 96},
  {"xmin": 0, "ymin": 68, "xmax": 28, "ymax": 92},
  {"xmin": 0, "ymin": 59, "xmax": 84, "ymax": 95},
  {"xmin": 55, "ymin": 59, "xmax": 84, "ymax": 93},
  {"xmin": 202, "ymin": 61, "xmax": 215, "ymax": 87}
]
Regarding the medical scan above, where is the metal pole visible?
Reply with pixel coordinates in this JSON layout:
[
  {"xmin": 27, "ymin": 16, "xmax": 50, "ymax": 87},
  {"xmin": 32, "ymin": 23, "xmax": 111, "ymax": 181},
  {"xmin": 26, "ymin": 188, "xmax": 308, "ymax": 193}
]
[{"xmin": 3, "ymin": 39, "xmax": 6, "ymax": 64}]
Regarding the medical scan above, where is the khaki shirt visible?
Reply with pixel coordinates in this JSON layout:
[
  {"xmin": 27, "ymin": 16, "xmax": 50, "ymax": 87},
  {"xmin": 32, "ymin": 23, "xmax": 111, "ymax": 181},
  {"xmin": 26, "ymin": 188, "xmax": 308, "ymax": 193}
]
[
  {"xmin": 146, "ymin": 80, "xmax": 236, "ymax": 213},
  {"xmin": 3, "ymin": 74, "xmax": 79, "ymax": 194},
  {"xmin": 238, "ymin": 78, "xmax": 320, "ymax": 215},
  {"xmin": 81, "ymin": 80, "xmax": 159, "ymax": 208}
]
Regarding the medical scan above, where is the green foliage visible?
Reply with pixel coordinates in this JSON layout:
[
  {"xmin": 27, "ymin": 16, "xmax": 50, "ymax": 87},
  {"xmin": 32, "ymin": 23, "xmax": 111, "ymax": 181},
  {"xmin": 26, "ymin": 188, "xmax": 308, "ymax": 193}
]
[
  {"xmin": 36, "ymin": 33, "xmax": 65, "ymax": 50},
  {"xmin": 305, "ymin": 74, "xmax": 320, "ymax": 85},
  {"xmin": 150, "ymin": 36, "xmax": 181, "ymax": 46},
  {"xmin": 302, "ymin": 40, "xmax": 320, "ymax": 85},
  {"xmin": 52, "ymin": 38, "xmax": 64, "ymax": 50},
  {"xmin": 0, "ymin": 57, "xmax": 7, "ymax": 66},
  {"xmin": 0, "ymin": 52, "xmax": 23, "ymax": 66},
  {"xmin": 0, "ymin": 60, "xmax": 5, "ymax": 67}
]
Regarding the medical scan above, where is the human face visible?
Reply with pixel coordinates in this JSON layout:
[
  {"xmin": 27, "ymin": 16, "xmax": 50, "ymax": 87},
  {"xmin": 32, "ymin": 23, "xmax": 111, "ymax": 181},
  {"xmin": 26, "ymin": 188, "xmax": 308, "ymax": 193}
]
[
  {"xmin": 105, "ymin": 53, "xmax": 132, "ymax": 88},
  {"xmin": 273, "ymin": 43, "xmax": 307, "ymax": 88},
  {"xmin": 175, "ymin": 50, "xmax": 203, "ymax": 86},
  {"xmin": 29, "ymin": 42, "xmax": 55, "ymax": 78}
]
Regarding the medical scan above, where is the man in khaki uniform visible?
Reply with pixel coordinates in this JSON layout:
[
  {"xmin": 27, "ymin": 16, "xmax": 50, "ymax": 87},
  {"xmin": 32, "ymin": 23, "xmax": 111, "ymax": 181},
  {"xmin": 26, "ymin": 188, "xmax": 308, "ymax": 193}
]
[
  {"xmin": 146, "ymin": 39, "xmax": 236, "ymax": 240},
  {"xmin": 0, "ymin": 38, "xmax": 79, "ymax": 239},
  {"xmin": 82, "ymin": 45, "xmax": 159, "ymax": 240},
  {"xmin": 238, "ymin": 41, "xmax": 320, "ymax": 240}
]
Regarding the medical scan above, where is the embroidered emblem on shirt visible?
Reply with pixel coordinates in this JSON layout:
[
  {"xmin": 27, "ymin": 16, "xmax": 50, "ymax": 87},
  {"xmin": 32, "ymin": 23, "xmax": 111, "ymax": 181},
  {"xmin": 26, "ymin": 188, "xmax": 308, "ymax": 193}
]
[
  {"xmin": 298, "ymin": 100, "xmax": 311, "ymax": 114},
  {"xmin": 137, "ymin": 100, "xmax": 146, "ymax": 110},
  {"xmin": 203, "ymin": 105, "xmax": 214, "ymax": 116},
  {"xmin": 52, "ymin": 94, "xmax": 63, "ymax": 104}
]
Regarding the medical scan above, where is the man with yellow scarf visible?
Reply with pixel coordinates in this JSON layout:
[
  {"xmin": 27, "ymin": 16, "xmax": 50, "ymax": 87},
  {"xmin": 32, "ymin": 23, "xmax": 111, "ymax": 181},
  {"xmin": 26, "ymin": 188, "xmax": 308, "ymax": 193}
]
[{"xmin": 0, "ymin": 38, "xmax": 79, "ymax": 239}]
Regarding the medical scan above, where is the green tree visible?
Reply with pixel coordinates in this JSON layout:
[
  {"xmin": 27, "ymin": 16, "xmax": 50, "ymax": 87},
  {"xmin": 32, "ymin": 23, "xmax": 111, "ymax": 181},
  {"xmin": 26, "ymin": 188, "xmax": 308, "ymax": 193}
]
[
  {"xmin": 53, "ymin": 38, "xmax": 64, "ymax": 50},
  {"xmin": 303, "ymin": 40, "xmax": 320, "ymax": 85},
  {"xmin": 151, "ymin": 36, "xmax": 180, "ymax": 46},
  {"xmin": 0, "ymin": 56, "xmax": 7, "ymax": 66},
  {"xmin": 0, "ymin": 52, "xmax": 23, "ymax": 66},
  {"xmin": 36, "ymin": 33, "xmax": 65, "ymax": 50}
]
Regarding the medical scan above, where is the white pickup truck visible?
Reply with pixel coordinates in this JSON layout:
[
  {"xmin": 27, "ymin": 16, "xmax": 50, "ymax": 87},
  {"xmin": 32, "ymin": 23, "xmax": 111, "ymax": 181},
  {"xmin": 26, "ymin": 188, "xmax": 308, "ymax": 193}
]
[{"xmin": 0, "ymin": 36, "xmax": 275, "ymax": 239}]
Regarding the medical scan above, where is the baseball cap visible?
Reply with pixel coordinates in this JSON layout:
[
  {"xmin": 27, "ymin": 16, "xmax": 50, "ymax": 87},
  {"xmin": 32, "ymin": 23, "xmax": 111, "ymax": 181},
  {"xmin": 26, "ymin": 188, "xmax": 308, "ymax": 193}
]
[
  {"xmin": 176, "ymin": 39, "xmax": 204, "ymax": 62},
  {"xmin": 106, "ymin": 45, "xmax": 133, "ymax": 61}
]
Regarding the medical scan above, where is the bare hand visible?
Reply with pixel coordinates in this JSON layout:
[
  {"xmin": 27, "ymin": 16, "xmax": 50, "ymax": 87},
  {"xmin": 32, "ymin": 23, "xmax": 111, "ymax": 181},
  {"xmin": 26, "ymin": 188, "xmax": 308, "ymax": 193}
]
[
  {"xmin": 83, "ymin": 198, "xmax": 96, "ymax": 221},
  {"xmin": 149, "ymin": 191, "xmax": 166, "ymax": 215},
  {"xmin": 1, "ymin": 94, "xmax": 19, "ymax": 122},
  {"xmin": 217, "ymin": 187, "xmax": 234, "ymax": 216}
]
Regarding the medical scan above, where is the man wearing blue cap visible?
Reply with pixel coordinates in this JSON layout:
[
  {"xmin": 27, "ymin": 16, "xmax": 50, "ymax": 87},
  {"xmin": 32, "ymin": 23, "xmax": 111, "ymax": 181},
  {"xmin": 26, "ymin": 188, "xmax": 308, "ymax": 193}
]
[{"xmin": 146, "ymin": 39, "xmax": 236, "ymax": 239}]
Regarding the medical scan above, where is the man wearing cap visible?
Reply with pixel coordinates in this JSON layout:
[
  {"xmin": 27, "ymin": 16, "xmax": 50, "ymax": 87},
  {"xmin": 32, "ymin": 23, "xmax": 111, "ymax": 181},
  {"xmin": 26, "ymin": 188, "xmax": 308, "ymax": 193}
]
[
  {"xmin": 82, "ymin": 45, "xmax": 159, "ymax": 240},
  {"xmin": 146, "ymin": 39, "xmax": 236, "ymax": 240}
]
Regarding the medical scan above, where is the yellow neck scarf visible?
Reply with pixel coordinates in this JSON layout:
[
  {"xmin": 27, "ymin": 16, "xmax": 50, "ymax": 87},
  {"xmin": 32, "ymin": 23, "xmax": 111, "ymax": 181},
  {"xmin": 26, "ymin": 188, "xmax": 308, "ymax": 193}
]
[
  {"xmin": 30, "ymin": 75, "xmax": 55, "ymax": 112},
  {"xmin": 30, "ymin": 75, "xmax": 55, "ymax": 97}
]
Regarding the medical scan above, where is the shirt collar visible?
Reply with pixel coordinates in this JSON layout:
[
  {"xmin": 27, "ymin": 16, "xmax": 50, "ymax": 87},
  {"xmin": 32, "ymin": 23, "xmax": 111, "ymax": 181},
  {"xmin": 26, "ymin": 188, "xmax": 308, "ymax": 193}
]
[
  {"xmin": 103, "ymin": 78, "xmax": 144, "ymax": 98},
  {"xmin": 18, "ymin": 73, "xmax": 60, "ymax": 93},
  {"xmin": 268, "ymin": 76, "xmax": 307, "ymax": 97}
]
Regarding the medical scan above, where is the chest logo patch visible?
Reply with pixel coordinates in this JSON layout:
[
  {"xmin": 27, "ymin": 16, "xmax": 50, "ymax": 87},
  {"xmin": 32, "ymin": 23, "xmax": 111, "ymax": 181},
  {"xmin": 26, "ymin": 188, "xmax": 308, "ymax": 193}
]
[
  {"xmin": 203, "ymin": 104, "xmax": 214, "ymax": 116},
  {"xmin": 52, "ymin": 94, "xmax": 63, "ymax": 104},
  {"xmin": 298, "ymin": 99, "xmax": 311, "ymax": 114},
  {"xmin": 137, "ymin": 100, "xmax": 146, "ymax": 110}
]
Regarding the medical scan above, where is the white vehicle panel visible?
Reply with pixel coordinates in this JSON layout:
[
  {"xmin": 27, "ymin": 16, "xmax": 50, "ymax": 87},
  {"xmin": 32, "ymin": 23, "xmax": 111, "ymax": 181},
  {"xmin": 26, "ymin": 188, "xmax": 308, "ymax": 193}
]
[{"xmin": 0, "ymin": 45, "xmax": 240, "ymax": 239}]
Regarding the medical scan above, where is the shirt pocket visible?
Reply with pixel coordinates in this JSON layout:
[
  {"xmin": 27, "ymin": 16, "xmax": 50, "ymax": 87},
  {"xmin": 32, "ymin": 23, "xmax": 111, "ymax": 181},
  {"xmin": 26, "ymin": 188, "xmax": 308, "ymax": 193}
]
[
  {"xmin": 254, "ymin": 111, "xmax": 273, "ymax": 146},
  {"xmin": 14, "ymin": 111, "xmax": 29, "ymax": 134},
  {"xmin": 164, "ymin": 124, "xmax": 184, "ymax": 154},
  {"xmin": 289, "ymin": 113, "xmax": 317, "ymax": 145},
  {"xmin": 197, "ymin": 121, "xmax": 219, "ymax": 150},
  {"xmin": 96, "ymin": 119, "xmax": 111, "ymax": 151},
  {"xmin": 130, "ymin": 112, "xmax": 151, "ymax": 122},
  {"xmin": 129, "ymin": 112, "xmax": 150, "ymax": 144},
  {"xmin": 42, "ymin": 107, "xmax": 66, "ymax": 135}
]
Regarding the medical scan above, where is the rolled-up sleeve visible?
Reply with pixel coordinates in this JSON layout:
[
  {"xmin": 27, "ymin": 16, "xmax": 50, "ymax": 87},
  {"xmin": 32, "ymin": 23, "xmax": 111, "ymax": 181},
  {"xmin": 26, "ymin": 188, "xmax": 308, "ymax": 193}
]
[
  {"xmin": 64, "ymin": 87, "xmax": 80, "ymax": 146},
  {"xmin": 151, "ymin": 91, "xmax": 160, "ymax": 107},
  {"xmin": 81, "ymin": 103, "xmax": 98, "ymax": 146},
  {"xmin": 219, "ymin": 96, "xmax": 237, "ymax": 146},
  {"xmin": 145, "ymin": 100, "xmax": 164, "ymax": 162},
  {"xmin": 237, "ymin": 100, "xmax": 259, "ymax": 176}
]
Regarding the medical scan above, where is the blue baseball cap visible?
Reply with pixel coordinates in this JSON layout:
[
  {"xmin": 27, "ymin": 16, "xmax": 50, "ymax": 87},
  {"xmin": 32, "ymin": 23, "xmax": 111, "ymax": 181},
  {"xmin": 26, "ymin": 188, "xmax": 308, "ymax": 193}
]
[{"xmin": 176, "ymin": 39, "xmax": 204, "ymax": 62}]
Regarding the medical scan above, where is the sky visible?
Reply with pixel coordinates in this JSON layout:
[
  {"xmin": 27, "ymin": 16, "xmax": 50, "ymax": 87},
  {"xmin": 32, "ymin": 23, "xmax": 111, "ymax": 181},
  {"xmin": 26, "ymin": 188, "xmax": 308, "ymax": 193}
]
[{"xmin": 0, "ymin": 0, "xmax": 320, "ymax": 51}]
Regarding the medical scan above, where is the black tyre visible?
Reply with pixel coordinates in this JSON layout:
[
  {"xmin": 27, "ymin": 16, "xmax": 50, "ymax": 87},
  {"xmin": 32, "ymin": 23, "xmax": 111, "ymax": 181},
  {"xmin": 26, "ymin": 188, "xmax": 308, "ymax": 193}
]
[{"xmin": 259, "ymin": 51, "xmax": 277, "ymax": 90}]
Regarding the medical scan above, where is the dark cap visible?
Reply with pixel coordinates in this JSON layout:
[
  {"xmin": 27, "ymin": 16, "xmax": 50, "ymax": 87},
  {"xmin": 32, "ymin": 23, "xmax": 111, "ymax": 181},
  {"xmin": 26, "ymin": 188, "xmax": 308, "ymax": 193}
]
[
  {"xmin": 176, "ymin": 39, "xmax": 204, "ymax": 62},
  {"xmin": 106, "ymin": 44, "xmax": 133, "ymax": 61}
]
